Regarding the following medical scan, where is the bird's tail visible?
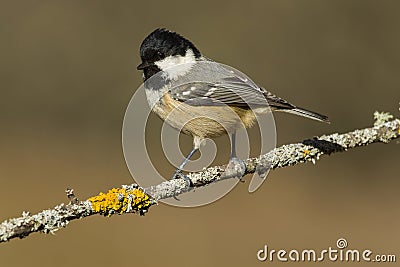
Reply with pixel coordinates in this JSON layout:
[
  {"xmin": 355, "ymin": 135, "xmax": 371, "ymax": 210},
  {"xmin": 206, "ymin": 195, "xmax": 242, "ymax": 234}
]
[{"xmin": 281, "ymin": 107, "xmax": 330, "ymax": 123}]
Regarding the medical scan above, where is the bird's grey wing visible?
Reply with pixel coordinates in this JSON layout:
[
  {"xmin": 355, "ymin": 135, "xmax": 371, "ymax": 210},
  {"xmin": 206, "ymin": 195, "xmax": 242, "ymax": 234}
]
[
  {"xmin": 168, "ymin": 75, "xmax": 265, "ymax": 108},
  {"xmin": 169, "ymin": 75, "xmax": 295, "ymax": 110}
]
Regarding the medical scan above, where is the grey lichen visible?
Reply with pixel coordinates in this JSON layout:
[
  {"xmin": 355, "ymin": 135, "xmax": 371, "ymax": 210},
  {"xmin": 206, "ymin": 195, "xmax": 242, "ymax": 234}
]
[
  {"xmin": 374, "ymin": 111, "xmax": 394, "ymax": 126},
  {"xmin": 0, "ymin": 201, "xmax": 92, "ymax": 242}
]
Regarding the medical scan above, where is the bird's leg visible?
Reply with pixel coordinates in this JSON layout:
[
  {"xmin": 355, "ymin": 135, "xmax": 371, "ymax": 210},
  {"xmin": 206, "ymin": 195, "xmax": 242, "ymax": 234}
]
[
  {"xmin": 230, "ymin": 131, "xmax": 238, "ymax": 158},
  {"xmin": 172, "ymin": 146, "xmax": 198, "ymax": 179},
  {"xmin": 225, "ymin": 131, "xmax": 246, "ymax": 180},
  {"xmin": 171, "ymin": 136, "xmax": 202, "ymax": 184},
  {"xmin": 170, "ymin": 147, "xmax": 197, "ymax": 200}
]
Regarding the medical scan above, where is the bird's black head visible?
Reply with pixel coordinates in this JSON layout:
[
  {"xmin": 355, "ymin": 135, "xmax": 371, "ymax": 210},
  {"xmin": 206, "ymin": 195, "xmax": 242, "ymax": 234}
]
[{"xmin": 137, "ymin": 28, "xmax": 201, "ymax": 80}]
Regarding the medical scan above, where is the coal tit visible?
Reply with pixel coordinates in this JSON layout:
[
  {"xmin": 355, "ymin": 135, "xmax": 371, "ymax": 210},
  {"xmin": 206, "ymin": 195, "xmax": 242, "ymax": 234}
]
[{"xmin": 137, "ymin": 28, "xmax": 329, "ymax": 179}]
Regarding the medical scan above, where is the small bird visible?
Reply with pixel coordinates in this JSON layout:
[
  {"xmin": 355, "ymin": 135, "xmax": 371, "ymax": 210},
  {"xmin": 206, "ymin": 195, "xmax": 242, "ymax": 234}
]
[{"xmin": 137, "ymin": 28, "xmax": 329, "ymax": 179}]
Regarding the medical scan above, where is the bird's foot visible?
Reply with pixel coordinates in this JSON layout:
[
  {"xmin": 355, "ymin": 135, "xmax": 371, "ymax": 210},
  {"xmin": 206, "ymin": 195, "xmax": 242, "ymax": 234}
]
[
  {"xmin": 171, "ymin": 169, "xmax": 192, "ymax": 187},
  {"xmin": 224, "ymin": 157, "xmax": 246, "ymax": 180},
  {"xmin": 170, "ymin": 170, "xmax": 192, "ymax": 201}
]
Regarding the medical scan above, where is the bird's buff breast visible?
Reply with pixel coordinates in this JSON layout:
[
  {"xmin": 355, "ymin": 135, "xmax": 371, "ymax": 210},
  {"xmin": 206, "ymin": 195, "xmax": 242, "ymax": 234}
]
[{"xmin": 151, "ymin": 93, "xmax": 256, "ymax": 138}]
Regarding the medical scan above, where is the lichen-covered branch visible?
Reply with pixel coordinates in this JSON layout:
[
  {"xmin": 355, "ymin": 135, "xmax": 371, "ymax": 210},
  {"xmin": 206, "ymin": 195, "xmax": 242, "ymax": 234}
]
[{"xmin": 1, "ymin": 112, "xmax": 399, "ymax": 243}]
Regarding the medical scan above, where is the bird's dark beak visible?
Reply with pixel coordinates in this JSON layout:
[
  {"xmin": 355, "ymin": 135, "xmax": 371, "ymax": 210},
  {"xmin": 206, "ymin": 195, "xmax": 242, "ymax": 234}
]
[{"xmin": 137, "ymin": 61, "xmax": 153, "ymax": 70}]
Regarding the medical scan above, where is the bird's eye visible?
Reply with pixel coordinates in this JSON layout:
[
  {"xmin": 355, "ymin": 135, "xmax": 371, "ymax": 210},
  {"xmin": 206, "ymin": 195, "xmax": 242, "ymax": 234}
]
[{"xmin": 157, "ymin": 51, "xmax": 163, "ymax": 57}]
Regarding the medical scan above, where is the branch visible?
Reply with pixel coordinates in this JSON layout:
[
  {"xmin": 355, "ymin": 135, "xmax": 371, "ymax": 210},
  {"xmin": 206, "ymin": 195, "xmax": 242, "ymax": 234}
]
[{"xmin": 1, "ymin": 112, "xmax": 399, "ymax": 243}]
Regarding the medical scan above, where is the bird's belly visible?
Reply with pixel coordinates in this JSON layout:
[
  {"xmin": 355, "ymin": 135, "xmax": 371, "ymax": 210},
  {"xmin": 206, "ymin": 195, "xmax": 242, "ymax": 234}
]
[{"xmin": 152, "ymin": 94, "xmax": 256, "ymax": 138}]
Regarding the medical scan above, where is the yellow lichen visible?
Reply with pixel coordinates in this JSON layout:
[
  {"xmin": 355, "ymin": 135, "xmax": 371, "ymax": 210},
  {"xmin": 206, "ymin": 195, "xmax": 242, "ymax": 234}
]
[
  {"xmin": 88, "ymin": 187, "xmax": 151, "ymax": 216},
  {"xmin": 303, "ymin": 149, "xmax": 310, "ymax": 157}
]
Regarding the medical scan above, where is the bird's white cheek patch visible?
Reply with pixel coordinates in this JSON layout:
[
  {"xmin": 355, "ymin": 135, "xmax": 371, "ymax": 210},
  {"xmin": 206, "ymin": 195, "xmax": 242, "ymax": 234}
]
[{"xmin": 155, "ymin": 49, "xmax": 196, "ymax": 80}]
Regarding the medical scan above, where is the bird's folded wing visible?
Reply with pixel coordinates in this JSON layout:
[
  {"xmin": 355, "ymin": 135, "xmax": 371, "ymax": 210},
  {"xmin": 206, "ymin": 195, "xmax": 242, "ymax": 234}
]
[{"xmin": 169, "ymin": 75, "xmax": 295, "ymax": 110}]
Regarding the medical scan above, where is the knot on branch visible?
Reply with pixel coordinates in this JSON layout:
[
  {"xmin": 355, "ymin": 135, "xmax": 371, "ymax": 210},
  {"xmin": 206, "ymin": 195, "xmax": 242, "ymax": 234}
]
[{"xmin": 302, "ymin": 139, "xmax": 345, "ymax": 154}]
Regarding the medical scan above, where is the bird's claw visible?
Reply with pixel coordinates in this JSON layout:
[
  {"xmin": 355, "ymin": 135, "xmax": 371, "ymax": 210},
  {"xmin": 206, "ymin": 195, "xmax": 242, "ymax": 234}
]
[
  {"xmin": 171, "ymin": 170, "xmax": 192, "ymax": 187},
  {"xmin": 224, "ymin": 157, "xmax": 246, "ymax": 180}
]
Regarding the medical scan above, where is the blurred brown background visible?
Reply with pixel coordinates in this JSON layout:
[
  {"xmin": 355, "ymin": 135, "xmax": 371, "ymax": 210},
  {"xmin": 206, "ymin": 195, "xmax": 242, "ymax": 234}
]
[{"xmin": 1, "ymin": 1, "xmax": 399, "ymax": 266}]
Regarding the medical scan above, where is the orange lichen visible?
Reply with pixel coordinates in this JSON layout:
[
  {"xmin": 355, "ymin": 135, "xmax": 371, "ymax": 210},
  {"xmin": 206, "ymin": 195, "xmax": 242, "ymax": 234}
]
[{"xmin": 88, "ymin": 187, "xmax": 151, "ymax": 216}]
